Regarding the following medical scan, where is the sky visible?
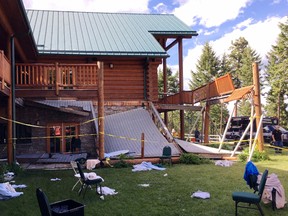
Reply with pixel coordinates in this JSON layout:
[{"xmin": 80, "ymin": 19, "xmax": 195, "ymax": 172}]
[{"xmin": 22, "ymin": 0, "xmax": 288, "ymax": 90}]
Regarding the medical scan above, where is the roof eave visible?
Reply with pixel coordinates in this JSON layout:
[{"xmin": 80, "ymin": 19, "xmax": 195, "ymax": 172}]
[
  {"xmin": 38, "ymin": 51, "xmax": 169, "ymax": 58},
  {"xmin": 151, "ymin": 31, "xmax": 199, "ymax": 38}
]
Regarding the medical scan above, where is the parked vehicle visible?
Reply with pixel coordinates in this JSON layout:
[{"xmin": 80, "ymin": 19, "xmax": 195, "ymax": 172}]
[{"xmin": 225, "ymin": 116, "xmax": 279, "ymax": 144}]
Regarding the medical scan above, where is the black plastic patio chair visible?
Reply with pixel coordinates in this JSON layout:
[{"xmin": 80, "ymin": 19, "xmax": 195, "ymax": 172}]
[
  {"xmin": 76, "ymin": 162, "xmax": 103, "ymax": 198},
  {"xmin": 160, "ymin": 145, "xmax": 172, "ymax": 166}
]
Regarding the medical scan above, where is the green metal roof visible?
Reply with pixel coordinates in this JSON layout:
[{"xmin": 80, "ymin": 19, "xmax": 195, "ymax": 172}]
[{"xmin": 26, "ymin": 10, "xmax": 198, "ymax": 57}]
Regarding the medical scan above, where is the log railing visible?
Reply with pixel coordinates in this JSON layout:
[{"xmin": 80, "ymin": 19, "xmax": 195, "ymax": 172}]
[
  {"xmin": 15, "ymin": 62, "xmax": 98, "ymax": 95},
  {"xmin": 0, "ymin": 50, "xmax": 11, "ymax": 91}
]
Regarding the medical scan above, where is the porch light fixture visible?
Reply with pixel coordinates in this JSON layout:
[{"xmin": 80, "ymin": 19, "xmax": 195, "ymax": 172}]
[{"xmin": 109, "ymin": 63, "xmax": 114, "ymax": 69}]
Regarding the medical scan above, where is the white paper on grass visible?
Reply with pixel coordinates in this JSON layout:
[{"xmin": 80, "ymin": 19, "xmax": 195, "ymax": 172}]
[{"xmin": 191, "ymin": 190, "xmax": 210, "ymax": 199}]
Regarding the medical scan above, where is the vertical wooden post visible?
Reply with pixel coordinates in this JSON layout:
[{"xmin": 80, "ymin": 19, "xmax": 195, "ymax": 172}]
[
  {"xmin": 178, "ymin": 38, "xmax": 185, "ymax": 139},
  {"xmin": 7, "ymin": 96, "xmax": 13, "ymax": 164},
  {"xmin": 55, "ymin": 62, "xmax": 59, "ymax": 95},
  {"xmin": 97, "ymin": 61, "xmax": 105, "ymax": 159},
  {"xmin": 11, "ymin": 35, "xmax": 16, "ymax": 164},
  {"xmin": 253, "ymin": 62, "xmax": 264, "ymax": 151},
  {"xmin": 163, "ymin": 56, "xmax": 168, "ymax": 126},
  {"xmin": 204, "ymin": 104, "xmax": 210, "ymax": 144},
  {"xmin": 1, "ymin": 51, "xmax": 4, "ymax": 90},
  {"xmin": 203, "ymin": 83, "xmax": 210, "ymax": 144},
  {"xmin": 141, "ymin": 133, "xmax": 145, "ymax": 158}
]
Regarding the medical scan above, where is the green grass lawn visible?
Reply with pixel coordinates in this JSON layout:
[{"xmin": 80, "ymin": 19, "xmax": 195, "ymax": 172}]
[{"xmin": 1, "ymin": 149, "xmax": 288, "ymax": 216}]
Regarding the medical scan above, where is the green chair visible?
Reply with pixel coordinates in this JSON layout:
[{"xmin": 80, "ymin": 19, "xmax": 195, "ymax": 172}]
[
  {"xmin": 232, "ymin": 169, "xmax": 268, "ymax": 216},
  {"xmin": 160, "ymin": 146, "xmax": 172, "ymax": 166}
]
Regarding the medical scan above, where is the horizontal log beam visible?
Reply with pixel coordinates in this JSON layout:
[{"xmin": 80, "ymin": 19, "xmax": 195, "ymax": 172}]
[
  {"xmin": 15, "ymin": 89, "xmax": 98, "ymax": 99},
  {"xmin": 158, "ymin": 104, "xmax": 202, "ymax": 111}
]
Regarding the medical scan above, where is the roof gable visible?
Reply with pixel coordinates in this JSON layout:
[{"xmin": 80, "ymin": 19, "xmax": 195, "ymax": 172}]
[{"xmin": 26, "ymin": 10, "xmax": 197, "ymax": 57}]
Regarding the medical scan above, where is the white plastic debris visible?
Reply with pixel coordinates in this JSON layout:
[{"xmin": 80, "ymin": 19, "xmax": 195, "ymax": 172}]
[
  {"xmin": 50, "ymin": 178, "xmax": 61, "ymax": 181},
  {"xmin": 191, "ymin": 190, "xmax": 210, "ymax": 199},
  {"xmin": 215, "ymin": 160, "xmax": 233, "ymax": 167},
  {"xmin": 4, "ymin": 172, "xmax": 15, "ymax": 181},
  {"xmin": 97, "ymin": 186, "xmax": 118, "ymax": 195},
  {"xmin": 138, "ymin": 184, "xmax": 150, "ymax": 187}
]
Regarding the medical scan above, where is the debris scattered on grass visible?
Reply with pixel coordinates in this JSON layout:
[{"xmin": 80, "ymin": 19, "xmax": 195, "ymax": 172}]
[
  {"xmin": 12, "ymin": 184, "xmax": 27, "ymax": 189},
  {"xmin": 214, "ymin": 160, "xmax": 233, "ymax": 167},
  {"xmin": 191, "ymin": 190, "xmax": 210, "ymax": 199},
  {"xmin": 138, "ymin": 184, "xmax": 150, "ymax": 187},
  {"xmin": 4, "ymin": 172, "xmax": 15, "ymax": 181},
  {"xmin": 50, "ymin": 178, "xmax": 61, "ymax": 181},
  {"xmin": 97, "ymin": 186, "xmax": 118, "ymax": 195}
]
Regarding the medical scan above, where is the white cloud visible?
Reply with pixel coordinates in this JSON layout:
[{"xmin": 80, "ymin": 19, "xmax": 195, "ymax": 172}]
[
  {"xmin": 203, "ymin": 28, "xmax": 219, "ymax": 36},
  {"xmin": 180, "ymin": 16, "xmax": 287, "ymax": 90},
  {"xmin": 233, "ymin": 18, "xmax": 254, "ymax": 30},
  {"xmin": 22, "ymin": 0, "xmax": 150, "ymax": 13},
  {"xmin": 173, "ymin": 0, "xmax": 252, "ymax": 27},
  {"xmin": 153, "ymin": 3, "xmax": 169, "ymax": 14},
  {"xmin": 272, "ymin": 0, "xmax": 281, "ymax": 4}
]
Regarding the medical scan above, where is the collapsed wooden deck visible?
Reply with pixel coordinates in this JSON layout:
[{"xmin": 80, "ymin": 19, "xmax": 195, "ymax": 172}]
[{"xmin": 176, "ymin": 139, "xmax": 239, "ymax": 159}]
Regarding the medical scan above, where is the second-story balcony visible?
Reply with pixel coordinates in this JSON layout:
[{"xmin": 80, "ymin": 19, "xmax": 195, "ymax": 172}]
[{"xmin": 15, "ymin": 62, "xmax": 98, "ymax": 99}]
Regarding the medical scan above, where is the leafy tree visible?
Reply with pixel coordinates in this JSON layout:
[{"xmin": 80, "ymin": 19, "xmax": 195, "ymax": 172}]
[{"xmin": 265, "ymin": 18, "xmax": 288, "ymax": 127}]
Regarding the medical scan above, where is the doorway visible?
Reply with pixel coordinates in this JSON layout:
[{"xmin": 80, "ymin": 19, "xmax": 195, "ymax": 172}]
[{"xmin": 47, "ymin": 123, "xmax": 79, "ymax": 153}]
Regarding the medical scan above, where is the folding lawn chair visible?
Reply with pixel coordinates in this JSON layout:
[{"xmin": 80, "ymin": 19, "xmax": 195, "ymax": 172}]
[
  {"xmin": 70, "ymin": 160, "xmax": 82, "ymax": 191},
  {"xmin": 76, "ymin": 162, "xmax": 103, "ymax": 198}
]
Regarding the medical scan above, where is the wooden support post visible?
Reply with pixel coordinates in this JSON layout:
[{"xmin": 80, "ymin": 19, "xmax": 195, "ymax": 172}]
[
  {"xmin": 163, "ymin": 56, "xmax": 168, "ymax": 126},
  {"xmin": 141, "ymin": 133, "xmax": 145, "ymax": 158},
  {"xmin": 204, "ymin": 104, "xmax": 210, "ymax": 144},
  {"xmin": 97, "ymin": 61, "xmax": 105, "ymax": 160},
  {"xmin": 178, "ymin": 38, "xmax": 185, "ymax": 139},
  {"xmin": 7, "ymin": 96, "xmax": 13, "ymax": 164},
  {"xmin": 0, "ymin": 51, "xmax": 4, "ymax": 90},
  {"xmin": 253, "ymin": 62, "xmax": 264, "ymax": 151},
  {"xmin": 180, "ymin": 110, "xmax": 185, "ymax": 139},
  {"xmin": 55, "ymin": 62, "xmax": 59, "ymax": 96},
  {"xmin": 203, "ymin": 83, "xmax": 211, "ymax": 144}
]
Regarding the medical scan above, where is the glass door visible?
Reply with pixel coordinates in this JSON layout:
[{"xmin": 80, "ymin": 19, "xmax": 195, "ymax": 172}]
[
  {"xmin": 64, "ymin": 124, "xmax": 77, "ymax": 153},
  {"xmin": 49, "ymin": 125, "xmax": 62, "ymax": 153},
  {"xmin": 47, "ymin": 123, "xmax": 79, "ymax": 153}
]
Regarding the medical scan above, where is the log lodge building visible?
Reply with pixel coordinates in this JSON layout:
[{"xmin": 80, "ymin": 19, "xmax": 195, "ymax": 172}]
[{"xmin": 1, "ymin": 0, "xmax": 235, "ymax": 163}]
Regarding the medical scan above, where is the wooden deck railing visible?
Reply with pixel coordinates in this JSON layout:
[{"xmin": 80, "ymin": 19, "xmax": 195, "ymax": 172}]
[
  {"xmin": 0, "ymin": 50, "xmax": 11, "ymax": 91},
  {"xmin": 159, "ymin": 74, "xmax": 235, "ymax": 105},
  {"xmin": 16, "ymin": 62, "xmax": 98, "ymax": 95}
]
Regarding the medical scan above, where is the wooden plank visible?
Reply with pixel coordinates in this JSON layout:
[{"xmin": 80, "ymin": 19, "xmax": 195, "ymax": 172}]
[
  {"xmin": 15, "ymin": 89, "xmax": 98, "ymax": 98},
  {"xmin": 158, "ymin": 104, "xmax": 202, "ymax": 111}
]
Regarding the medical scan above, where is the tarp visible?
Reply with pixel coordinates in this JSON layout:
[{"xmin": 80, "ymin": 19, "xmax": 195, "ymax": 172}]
[{"xmin": 0, "ymin": 183, "xmax": 23, "ymax": 200}]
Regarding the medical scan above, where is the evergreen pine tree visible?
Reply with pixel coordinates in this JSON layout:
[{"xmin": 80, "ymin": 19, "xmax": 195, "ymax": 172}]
[
  {"xmin": 158, "ymin": 67, "xmax": 180, "ymax": 131},
  {"xmin": 228, "ymin": 37, "xmax": 261, "ymax": 116},
  {"xmin": 158, "ymin": 67, "xmax": 179, "ymax": 95},
  {"xmin": 189, "ymin": 42, "xmax": 229, "ymax": 134},
  {"xmin": 265, "ymin": 18, "xmax": 288, "ymax": 127}
]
